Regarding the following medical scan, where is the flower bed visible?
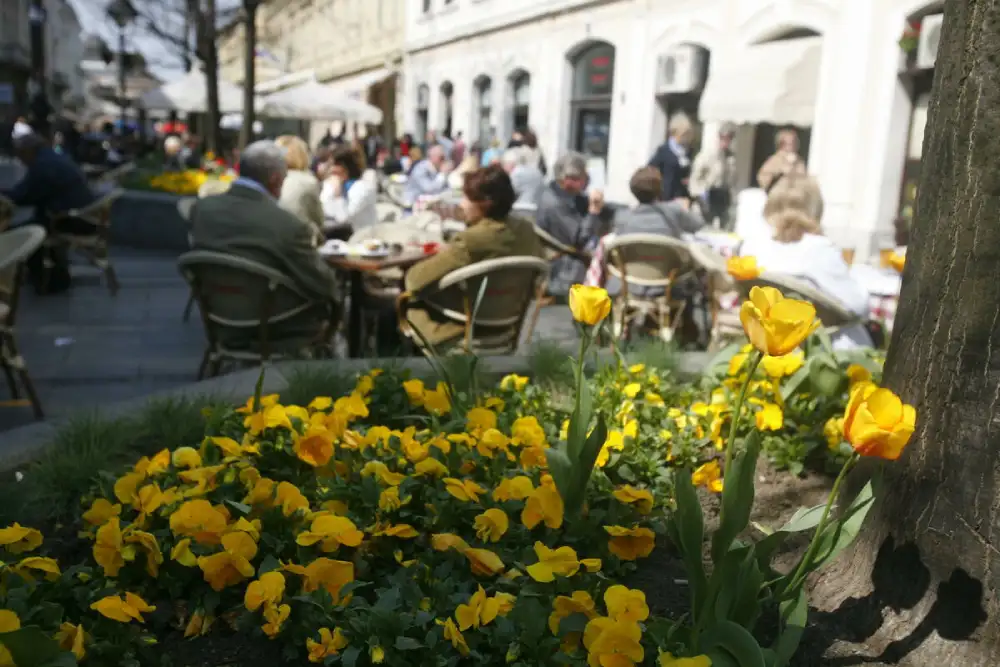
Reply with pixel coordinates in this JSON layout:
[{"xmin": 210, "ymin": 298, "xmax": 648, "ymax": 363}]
[
  {"xmin": 0, "ymin": 289, "xmax": 906, "ymax": 667},
  {"xmin": 123, "ymin": 169, "xmax": 234, "ymax": 197}
]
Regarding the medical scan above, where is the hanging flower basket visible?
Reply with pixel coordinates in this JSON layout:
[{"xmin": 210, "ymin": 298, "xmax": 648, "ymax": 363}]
[{"xmin": 899, "ymin": 21, "xmax": 920, "ymax": 54}]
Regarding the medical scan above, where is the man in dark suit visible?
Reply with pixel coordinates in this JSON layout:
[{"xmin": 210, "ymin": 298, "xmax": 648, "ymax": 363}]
[
  {"xmin": 647, "ymin": 112, "xmax": 696, "ymax": 202},
  {"xmin": 190, "ymin": 140, "xmax": 340, "ymax": 345},
  {"xmin": 2, "ymin": 133, "xmax": 98, "ymax": 292}
]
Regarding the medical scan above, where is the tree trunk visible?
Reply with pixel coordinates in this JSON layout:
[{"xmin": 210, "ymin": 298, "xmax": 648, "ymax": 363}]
[
  {"xmin": 814, "ymin": 2, "xmax": 1000, "ymax": 665},
  {"xmin": 184, "ymin": 0, "xmax": 197, "ymax": 72},
  {"xmin": 202, "ymin": 0, "xmax": 222, "ymax": 155},
  {"xmin": 239, "ymin": 1, "xmax": 258, "ymax": 150}
]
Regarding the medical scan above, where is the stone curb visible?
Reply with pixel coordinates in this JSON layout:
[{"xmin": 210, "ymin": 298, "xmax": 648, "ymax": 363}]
[{"xmin": 0, "ymin": 351, "xmax": 708, "ymax": 473}]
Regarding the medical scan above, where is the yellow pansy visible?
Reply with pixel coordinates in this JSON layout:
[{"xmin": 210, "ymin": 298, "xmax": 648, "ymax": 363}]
[
  {"xmin": 122, "ymin": 528, "xmax": 163, "ymax": 578},
  {"xmin": 93, "ymin": 517, "xmax": 125, "ymax": 576},
  {"xmin": 846, "ymin": 364, "xmax": 872, "ymax": 385},
  {"xmin": 474, "ymin": 508, "xmax": 509, "ymax": 543},
  {"xmin": 171, "ymin": 538, "xmax": 197, "ymax": 567},
  {"xmin": 197, "ymin": 531, "xmax": 258, "ymax": 591},
  {"xmin": 842, "ymin": 382, "xmax": 916, "ymax": 460},
  {"xmin": 887, "ymin": 252, "xmax": 905, "ymax": 273},
  {"xmin": 659, "ymin": 652, "xmax": 713, "ymax": 667},
  {"xmin": 431, "ymin": 533, "xmax": 470, "ymax": 552},
  {"xmin": 466, "ymin": 406, "xmax": 498, "ymax": 434},
  {"xmin": 307, "ymin": 627, "xmax": 349, "ymax": 663},
  {"xmin": 755, "ymin": 403, "xmax": 784, "ymax": 431},
  {"xmin": 604, "ymin": 526, "xmax": 656, "ymax": 561},
  {"xmin": 55, "ymin": 622, "xmax": 86, "ymax": 660},
  {"xmin": 82, "ymin": 498, "xmax": 121, "ymax": 527},
  {"xmin": 402, "ymin": 379, "xmax": 425, "ymax": 406},
  {"xmin": 297, "ymin": 515, "xmax": 364, "ymax": 552},
  {"xmin": 692, "ymin": 461, "xmax": 724, "ymax": 493},
  {"xmin": 527, "ymin": 542, "xmax": 581, "ymax": 582},
  {"xmin": 740, "ymin": 286, "xmax": 820, "ymax": 356},
  {"xmin": 169, "ymin": 499, "xmax": 228, "ymax": 544},
  {"xmin": 0, "ymin": 523, "xmax": 43, "ymax": 553},
  {"xmin": 414, "ymin": 457, "xmax": 449, "ymax": 478},
  {"xmin": 284, "ymin": 558, "xmax": 354, "ymax": 602},
  {"xmin": 761, "ymin": 350, "xmax": 805, "ymax": 378},
  {"xmin": 244, "ymin": 403, "xmax": 292, "ymax": 436},
  {"xmin": 824, "ymin": 416, "xmax": 845, "ymax": 449},
  {"xmin": 569, "ymin": 284, "xmax": 612, "ymax": 325},
  {"xmin": 90, "ymin": 592, "xmax": 156, "ymax": 623},
  {"xmin": 726, "ymin": 255, "xmax": 761, "ymax": 281},
  {"xmin": 437, "ymin": 617, "xmax": 470, "ymax": 656},
  {"xmin": 372, "ymin": 524, "xmax": 419, "ymax": 539},
  {"xmin": 612, "ymin": 486, "xmax": 654, "ymax": 514},
  {"xmin": 293, "ymin": 425, "xmax": 335, "ymax": 467},
  {"xmin": 500, "ymin": 374, "xmax": 529, "ymax": 391},
  {"xmin": 455, "ymin": 585, "xmax": 501, "ymax": 630},
  {"xmin": 463, "ymin": 547, "xmax": 506, "ymax": 577},
  {"xmin": 262, "ymin": 602, "xmax": 290, "ymax": 638},
  {"xmin": 275, "ymin": 482, "xmax": 310, "ymax": 516},
  {"xmin": 548, "ymin": 591, "xmax": 597, "ymax": 635},
  {"xmin": 728, "ymin": 351, "xmax": 749, "ymax": 377},
  {"xmin": 604, "ymin": 586, "xmax": 649, "ymax": 623},
  {"xmin": 361, "ymin": 461, "xmax": 406, "ymax": 487},
  {"xmin": 583, "ymin": 617, "xmax": 644, "ymax": 667},
  {"xmin": 423, "ymin": 382, "xmax": 452, "ymax": 414},
  {"xmin": 493, "ymin": 476, "xmax": 535, "ymax": 502},
  {"xmin": 522, "ymin": 484, "xmax": 565, "ymax": 530},
  {"xmin": 171, "ymin": 446, "xmax": 202, "ymax": 469},
  {"xmin": 443, "ymin": 477, "xmax": 487, "ymax": 503},
  {"xmin": 10, "ymin": 556, "xmax": 61, "ymax": 582},
  {"xmin": 245, "ymin": 571, "xmax": 286, "ymax": 611},
  {"xmin": 622, "ymin": 383, "xmax": 642, "ymax": 399},
  {"xmin": 0, "ymin": 609, "xmax": 20, "ymax": 666}
]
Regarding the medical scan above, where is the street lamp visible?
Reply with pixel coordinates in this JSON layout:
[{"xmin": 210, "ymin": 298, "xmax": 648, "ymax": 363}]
[{"xmin": 107, "ymin": 0, "xmax": 138, "ymax": 135}]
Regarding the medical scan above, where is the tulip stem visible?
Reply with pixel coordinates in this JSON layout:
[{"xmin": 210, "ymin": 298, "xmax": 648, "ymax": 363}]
[
  {"xmin": 723, "ymin": 352, "xmax": 762, "ymax": 475},
  {"xmin": 786, "ymin": 453, "xmax": 858, "ymax": 594}
]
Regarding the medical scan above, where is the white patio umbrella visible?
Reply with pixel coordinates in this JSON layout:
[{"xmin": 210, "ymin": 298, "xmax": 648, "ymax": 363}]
[
  {"xmin": 139, "ymin": 69, "xmax": 246, "ymax": 114},
  {"xmin": 259, "ymin": 80, "xmax": 383, "ymax": 125}
]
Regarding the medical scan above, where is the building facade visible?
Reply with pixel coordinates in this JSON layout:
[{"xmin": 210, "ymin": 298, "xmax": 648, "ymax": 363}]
[
  {"xmin": 46, "ymin": 0, "xmax": 85, "ymax": 111},
  {"xmin": 402, "ymin": 0, "xmax": 945, "ymax": 261},
  {"xmin": 218, "ymin": 0, "xmax": 406, "ymax": 142},
  {"xmin": 0, "ymin": 0, "xmax": 32, "ymax": 118}
]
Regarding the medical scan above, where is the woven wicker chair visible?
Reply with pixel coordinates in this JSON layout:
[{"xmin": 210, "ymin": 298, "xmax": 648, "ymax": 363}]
[
  {"xmin": 0, "ymin": 226, "xmax": 47, "ymax": 419},
  {"xmin": 97, "ymin": 162, "xmax": 136, "ymax": 187},
  {"xmin": 46, "ymin": 187, "xmax": 124, "ymax": 296},
  {"xmin": 178, "ymin": 251, "xmax": 337, "ymax": 379},
  {"xmin": 375, "ymin": 201, "xmax": 402, "ymax": 223},
  {"xmin": 397, "ymin": 256, "xmax": 549, "ymax": 357},
  {"xmin": 603, "ymin": 234, "xmax": 696, "ymax": 342}
]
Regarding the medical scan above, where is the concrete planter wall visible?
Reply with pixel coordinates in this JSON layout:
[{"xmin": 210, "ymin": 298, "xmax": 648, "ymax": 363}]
[{"xmin": 111, "ymin": 190, "xmax": 190, "ymax": 253}]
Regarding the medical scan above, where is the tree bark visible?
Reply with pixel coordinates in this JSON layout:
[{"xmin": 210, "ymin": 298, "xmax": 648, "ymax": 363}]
[
  {"xmin": 239, "ymin": 1, "xmax": 258, "ymax": 150},
  {"xmin": 202, "ymin": 0, "xmax": 222, "ymax": 154},
  {"xmin": 814, "ymin": 2, "xmax": 1000, "ymax": 664}
]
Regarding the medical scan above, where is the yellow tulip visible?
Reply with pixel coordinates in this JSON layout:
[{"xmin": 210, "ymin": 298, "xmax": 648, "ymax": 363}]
[
  {"xmin": 569, "ymin": 284, "xmax": 612, "ymax": 326},
  {"xmin": 887, "ymin": 252, "xmax": 905, "ymax": 273},
  {"xmin": 604, "ymin": 526, "xmax": 656, "ymax": 561},
  {"xmin": 739, "ymin": 286, "xmax": 820, "ymax": 356},
  {"xmin": 726, "ymin": 256, "xmax": 761, "ymax": 280},
  {"xmin": 842, "ymin": 383, "xmax": 916, "ymax": 460}
]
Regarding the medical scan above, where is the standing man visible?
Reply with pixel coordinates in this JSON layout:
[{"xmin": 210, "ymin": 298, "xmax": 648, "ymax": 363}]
[
  {"xmin": 647, "ymin": 112, "xmax": 695, "ymax": 202},
  {"xmin": 689, "ymin": 123, "xmax": 738, "ymax": 229}
]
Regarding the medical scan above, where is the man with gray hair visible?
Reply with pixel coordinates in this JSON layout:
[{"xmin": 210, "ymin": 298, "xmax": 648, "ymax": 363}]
[
  {"xmin": 190, "ymin": 140, "xmax": 339, "ymax": 328},
  {"xmin": 647, "ymin": 111, "xmax": 695, "ymax": 202},
  {"xmin": 535, "ymin": 151, "xmax": 611, "ymax": 296},
  {"xmin": 404, "ymin": 143, "xmax": 452, "ymax": 205},
  {"xmin": 501, "ymin": 147, "xmax": 543, "ymax": 207}
]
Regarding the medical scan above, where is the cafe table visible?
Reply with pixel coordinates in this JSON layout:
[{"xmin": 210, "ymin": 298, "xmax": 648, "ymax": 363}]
[{"xmin": 325, "ymin": 248, "xmax": 437, "ymax": 358}]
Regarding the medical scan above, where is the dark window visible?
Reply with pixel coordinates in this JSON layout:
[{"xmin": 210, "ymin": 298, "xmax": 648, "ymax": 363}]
[{"xmin": 570, "ymin": 42, "xmax": 616, "ymax": 158}]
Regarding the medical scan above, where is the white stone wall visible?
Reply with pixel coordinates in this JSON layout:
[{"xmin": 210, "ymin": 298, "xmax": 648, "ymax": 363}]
[
  {"xmin": 402, "ymin": 0, "xmax": 946, "ymax": 261},
  {"xmin": 46, "ymin": 0, "xmax": 85, "ymax": 107}
]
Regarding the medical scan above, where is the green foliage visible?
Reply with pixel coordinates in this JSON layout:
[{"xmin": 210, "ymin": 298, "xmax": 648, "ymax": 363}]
[
  {"xmin": 525, "ymin": 340, "xmax": 576, "ymax": 390},
  {"xmin": 281, "ymin": 365, "xmax": 357, "ymax": 407}
]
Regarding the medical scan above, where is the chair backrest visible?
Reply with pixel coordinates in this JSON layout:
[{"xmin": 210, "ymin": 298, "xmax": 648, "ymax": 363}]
[
  {"xmin": 99, "ymin": 162, "xmax": 135, "ymax": 185},
  {"xmin": 737, "ymin": 271, "xmax": 858, "ymax": 327},
  {"xmin": 70, "ymin": 188, "xmax": 124, "ymax": 226},
  {"xmin": 384, "ymin": 180, "xmax": 407, "ymax": 207},
  {"xmin": 198, "ymin": 179, "xmax": 232, "ymax": 198},
  {"xmin": 0, "ymin": 226, "xmax": 47, "ymax": 324},
  {"xmin": 686, "ymin": 242, "xmax": 734, "ymax": 290},
  {"xmin": 533, "ymin": 223, "xmax": 576, "ymax": 258},
  {"xmin": 423, "ymin": 256, "xmax": 549, "ymax": 334},
  {"xmin": 176, "ymin": 197, "xmax": 196, "ymax": 222},
  {"xmin": 177, "ymin": 251, "xmax": 319, "ymax": 336},
  {"xmin": 604, "ymin": 233, "xmax": 695, "ymax": 287},
  {"xmin": 512, "ymin": 203, "xmax": 538, "ymax": 224}
]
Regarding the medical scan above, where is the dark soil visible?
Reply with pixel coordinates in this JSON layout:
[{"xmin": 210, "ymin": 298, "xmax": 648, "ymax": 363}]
[
  {"xmin": 160, "ymin": 631, "xmax": 285, "ymax": 667},
  {"xmin": 632, "ymin": 461, "xmax": 897, "ymax": 666}
]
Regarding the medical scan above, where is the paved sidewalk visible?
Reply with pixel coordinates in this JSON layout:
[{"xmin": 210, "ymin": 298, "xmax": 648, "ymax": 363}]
[{"xmin": 0, "ymin": 248, "xmax": 579, "ymax": 432}]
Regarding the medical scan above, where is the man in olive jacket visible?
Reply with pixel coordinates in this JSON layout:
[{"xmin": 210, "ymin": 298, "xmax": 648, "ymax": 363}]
[
  {"xmin": 403, "ymin": 171, "xmax": 544, "ymax": 347},
  {"xmin": 190, "ymin": 140, "xmax": 339, "ymax": 345}
]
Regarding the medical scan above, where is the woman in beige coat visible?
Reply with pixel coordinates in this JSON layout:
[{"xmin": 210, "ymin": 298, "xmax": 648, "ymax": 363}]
[
  {"xmin": 757, "ymin": 128, "xmax": 807, "ymax": 191},
  {"xmin": 275, "ymin": 135, "xmax": 324, "ymax": 239}
]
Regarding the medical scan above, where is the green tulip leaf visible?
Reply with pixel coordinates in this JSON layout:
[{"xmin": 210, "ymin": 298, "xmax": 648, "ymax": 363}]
[
  {"xmin": 771, "ymin": 587, "xmax": 808, "ymax": 667},
  {"xmin": 0, "ymin": 627, "xmax": 75, "ymax": 667},
  {"xmin": 671, "ymin": 468, "xmax": 707, "ymax": 618},
  {"xmin": 712, "ymin": 430, "xmax": 762, "ymax": 564},
  {"xmin": 699, "ymin": 620, "xmax": 767, "ymax": 667}
]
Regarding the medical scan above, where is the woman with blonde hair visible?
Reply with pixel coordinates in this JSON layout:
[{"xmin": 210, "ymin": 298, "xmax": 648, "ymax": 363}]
[
  {"xmin": 757, "ymin": 128, "xmax": 807, "ymax": 191},
  {"xmin": 274, "ymin": 134, "xmax": 324, "ymax": 235},
  {"xmin": 739, "ymin": 174, "xmax": 871, "ymax": 348}
]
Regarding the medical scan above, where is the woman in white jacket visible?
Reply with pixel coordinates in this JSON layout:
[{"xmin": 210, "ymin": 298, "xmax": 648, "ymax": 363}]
[
  {"xmin": 320, "ymin": 144, "xmax": 378, "ymax": 234},
  {"xmin": 739, "ymin": 174, "xmax": 872, "ymax": 349}
]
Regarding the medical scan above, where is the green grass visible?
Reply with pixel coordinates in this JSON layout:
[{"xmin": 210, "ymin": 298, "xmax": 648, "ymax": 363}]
[
  {"xmin": 280, "ymin": 366, "xmax": 357, "ymax": 406},
  {"xmin": 623, "ymin": 339, "xmax": 680, "ymax": 374},
  {"xmin": 525, "ymin": 341, "xmax": 576, "ymax": 390},
  {"xmin": 0, "ymin": 394, "xmax": 227, "ymax": 525}
]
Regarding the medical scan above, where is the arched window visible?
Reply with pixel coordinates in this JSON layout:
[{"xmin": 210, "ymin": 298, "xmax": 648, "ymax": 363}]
[
  {"xmin": 439, "ymin": 81, "xmax": 454, "ymax": 137},
  {"xmin": 474, "ymin": 76, "xmax": 493, "ymax": 144},
  {"xmin": 416, "ymin": 83, "xmax": 429, "ymax": 141},
  {"xmin": 510, "ymin": 71, "xmax": 531, "ymax": 133},
  {"xmin": 569, "ymin": 41, "xmax": 615, "ymax": 157}
]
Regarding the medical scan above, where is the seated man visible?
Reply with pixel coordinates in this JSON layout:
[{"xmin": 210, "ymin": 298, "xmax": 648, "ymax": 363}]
[
  {"xmin": 189, "ymin": 140, "xmax": 340, "ymax": 347},
  {"xmin": 2, "ymin": 132, "xmax": 98, "ymax": 293},
  {"xmin": 403, "ymin": 144, "xmax": 452, "ymax": 206},
  {"xmin": 402, "ymin": 165, "xmax": 544, "ymax": 349},
  {"xmin": 535, "ymin": 152, "xmax": 612, "ymax": 296}
]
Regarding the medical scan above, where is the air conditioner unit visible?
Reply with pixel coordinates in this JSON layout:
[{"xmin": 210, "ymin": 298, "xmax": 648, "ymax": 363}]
[
  {"xmin": 916, "ymin": 14, "xmax": 943, "ymax": 70},
  {"xmin": 657, "ymin": 45, "xmax": 705, "ymax": 95}
]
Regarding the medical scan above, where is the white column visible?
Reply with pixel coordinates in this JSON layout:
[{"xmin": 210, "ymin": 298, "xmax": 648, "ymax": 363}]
[{"xmin": 808, "ymin": 0, "xmax": 879, "ymax": 258}]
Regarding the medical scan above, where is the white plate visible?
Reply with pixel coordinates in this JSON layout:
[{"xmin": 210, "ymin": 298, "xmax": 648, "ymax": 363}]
[{"xmin": 319, "ymin": 240, "xmax": 348, "ymax": 257}]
